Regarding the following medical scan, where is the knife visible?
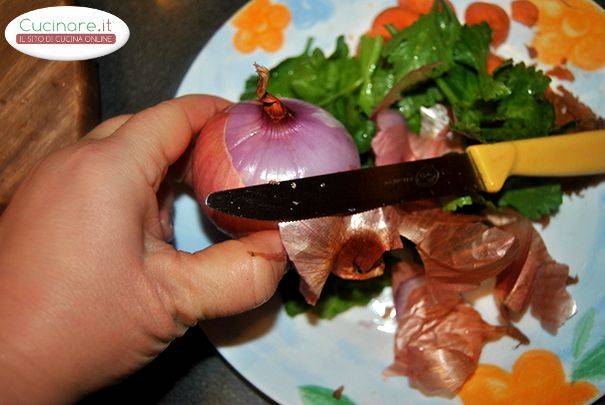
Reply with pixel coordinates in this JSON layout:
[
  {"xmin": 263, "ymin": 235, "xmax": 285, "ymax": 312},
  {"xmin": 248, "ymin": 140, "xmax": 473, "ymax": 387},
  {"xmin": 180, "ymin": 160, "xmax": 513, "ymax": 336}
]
[{"xmin": 206, "ymin": 130, "xmax": 605, "ymax": 221}]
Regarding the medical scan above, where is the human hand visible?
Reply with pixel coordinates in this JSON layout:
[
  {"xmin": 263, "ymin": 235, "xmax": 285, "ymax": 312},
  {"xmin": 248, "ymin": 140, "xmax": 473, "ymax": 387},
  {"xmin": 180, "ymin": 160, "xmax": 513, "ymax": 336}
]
[{"xmin": 0, "ymin": 95, "xmax": 287, "ymax": 403}]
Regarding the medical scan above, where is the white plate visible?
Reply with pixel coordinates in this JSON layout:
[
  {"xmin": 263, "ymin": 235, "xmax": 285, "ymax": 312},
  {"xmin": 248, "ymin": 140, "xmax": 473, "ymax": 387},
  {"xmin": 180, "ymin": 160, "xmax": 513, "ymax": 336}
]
[{"xmin": 176, "ymin": 1, "xmax": 605, "ymax": 403}]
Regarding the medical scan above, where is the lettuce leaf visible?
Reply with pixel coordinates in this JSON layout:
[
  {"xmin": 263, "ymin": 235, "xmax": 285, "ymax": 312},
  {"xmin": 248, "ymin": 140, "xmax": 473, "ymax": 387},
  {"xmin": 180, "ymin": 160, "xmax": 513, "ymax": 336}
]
[{"xmin": 281, "ymin": 270, "xmax": 391, "ymax": 320}]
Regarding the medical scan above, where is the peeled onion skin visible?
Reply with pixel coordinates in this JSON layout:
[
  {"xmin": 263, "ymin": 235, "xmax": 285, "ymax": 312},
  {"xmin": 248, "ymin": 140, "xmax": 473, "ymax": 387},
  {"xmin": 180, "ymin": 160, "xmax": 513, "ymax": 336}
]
[
  {"xmin": 192, "ymin": 110, "xmax": 277, "ymax": 237},
  {"xmin": 488, "ymin": 209, "xmax": 577, "ymax": 334},
  {"xmin": 279, "ymin": 201, "xmax": 517, "ymax": 304},
  {"xmin": 395, "ymin": 200, "xmax": 482, "ymax": 244},
  {"xmin": 385, "ymin": 257, "xmax": 528, "ymax": 397},
  {"xmin": 371, "ymin": 108, "xmax": 461, "ymax": 166},
  {"xmin": 332, "ymin": 231, "xmax": 390, "ymax": 281},
  {"xmin": 279, "ymin": 207, "xmax": 403, "ymax": 305}
]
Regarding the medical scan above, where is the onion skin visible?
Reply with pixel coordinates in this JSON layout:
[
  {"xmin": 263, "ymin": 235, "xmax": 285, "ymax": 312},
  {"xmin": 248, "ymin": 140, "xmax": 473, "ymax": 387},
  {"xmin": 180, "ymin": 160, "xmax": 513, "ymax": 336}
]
[
  {"xmin": 279, "ymin": 207, "xmax": 403, "ymax": 304},
  {"xmin": 371, "ymin": 109, "xmax": 461, "ymax": 166},
  {"xmin": 488, "ymin": 209, "xmax": 576, "ymax": 334},
  {"xmin": 192, "ymin": 98, "xmax": 360, "ymax": 237},
  {"xmin": 385, "ymin": 257, "xmax": 528, "ymax": 397}
]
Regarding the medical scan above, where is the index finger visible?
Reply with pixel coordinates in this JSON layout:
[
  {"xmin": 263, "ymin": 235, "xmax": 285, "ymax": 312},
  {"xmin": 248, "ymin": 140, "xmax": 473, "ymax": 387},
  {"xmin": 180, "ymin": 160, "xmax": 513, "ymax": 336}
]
[{"xmin": 104, "ymin": 94, "xmax": 231, "ymax": 190}]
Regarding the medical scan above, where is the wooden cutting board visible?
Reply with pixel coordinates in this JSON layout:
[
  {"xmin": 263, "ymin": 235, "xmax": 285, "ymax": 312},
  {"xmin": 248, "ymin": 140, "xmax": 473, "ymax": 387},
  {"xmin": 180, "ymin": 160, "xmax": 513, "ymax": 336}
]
[{"xmin": 0, "ymin": 0, "xmax": 100, "ymax": 211}]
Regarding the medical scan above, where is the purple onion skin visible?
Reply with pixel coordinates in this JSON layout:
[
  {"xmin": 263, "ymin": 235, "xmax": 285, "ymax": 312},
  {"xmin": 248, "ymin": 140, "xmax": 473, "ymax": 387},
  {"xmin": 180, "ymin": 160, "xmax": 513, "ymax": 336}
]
[{"xmin": 224, "ymin": 98, "xmax": 361, "ymax": 186}]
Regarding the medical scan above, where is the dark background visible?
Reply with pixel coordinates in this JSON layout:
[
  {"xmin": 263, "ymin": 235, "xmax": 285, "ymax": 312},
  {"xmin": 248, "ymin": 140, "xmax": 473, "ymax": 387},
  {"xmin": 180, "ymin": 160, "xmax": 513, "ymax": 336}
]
[
  {"xmin": 78, "ymin": 1, "xmax": 271, "ymax": 403},
  {"xmin": 77, "ymin": 0, "xmax": 605, "ymax": 403}
]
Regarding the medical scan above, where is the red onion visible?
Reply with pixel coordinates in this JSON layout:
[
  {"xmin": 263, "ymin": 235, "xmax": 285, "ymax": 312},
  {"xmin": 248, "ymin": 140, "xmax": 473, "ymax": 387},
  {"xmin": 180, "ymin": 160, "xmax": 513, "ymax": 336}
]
[{"xmin": 192, "ymin": 65, "xmax": 360, "ymax": 237}]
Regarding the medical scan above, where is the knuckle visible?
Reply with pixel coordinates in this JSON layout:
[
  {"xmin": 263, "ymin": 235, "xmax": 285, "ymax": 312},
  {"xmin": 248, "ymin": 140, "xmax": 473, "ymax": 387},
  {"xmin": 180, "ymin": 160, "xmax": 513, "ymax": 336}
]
[
  {"xmin": 152, "ymin": 250, "xmax": 202, "ymax": 326},
  {"xmin": 60, "ymin": 142, "xmax": 118, "ymax": 175},
  {"xmin": 86, "ymin": 114, "xmax": 132, "ymax": 140}
]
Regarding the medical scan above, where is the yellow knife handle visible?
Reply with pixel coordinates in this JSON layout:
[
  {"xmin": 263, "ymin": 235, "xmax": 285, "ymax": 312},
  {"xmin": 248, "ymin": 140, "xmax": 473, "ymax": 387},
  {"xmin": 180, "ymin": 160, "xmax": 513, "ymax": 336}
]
[{"xmin": 466, "ymin": 130, "xmax": 605, "ymax": 193}]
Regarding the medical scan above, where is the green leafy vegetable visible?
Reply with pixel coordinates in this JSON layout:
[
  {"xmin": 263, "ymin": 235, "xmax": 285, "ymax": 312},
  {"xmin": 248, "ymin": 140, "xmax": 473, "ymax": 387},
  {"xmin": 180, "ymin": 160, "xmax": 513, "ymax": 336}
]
[
  {"xmin": 498, "ymin": 182, "xmax": 563, "ymax": 220},
  {"xmin": 441, "ymin": 193, "xmax": 499, "ymax": 213},
  {"xmin": 454, "ymin": 23, "xmax": 491, "ymax": 75},
  {"xmin": 443, "ymin": 195, "xmax": 473, "ymax": 212},
  {"xmin": 358, "ymin": 35, "xmax": 384, "ymax": 115},
  {"xmin": 396, "ymin": 84, "xmax": 443, "ymax": 133},
  {"xmin": 359, "ymin": 0, "xmax": 460, "ymax": 114},
  {"xmin": 436, "ymin": 64, "xmax": 480, "ymax": 107},
  {"xmin": 280, "ymin": 270, "xmax": 390, "ymax": 320},
  {"xmin": 383, "ymin": 0, "xmax": 460, "ymax": 80},
  {"xmin": 442, "ymin": 34, "xmax": 553, "ymax": 142},
  {"xmin": 241, "ymin": 37, "xmax": 360, "ymax": 105},
  {"xmin": 361, "ymin": 2, "xmax": 554, "ymax": 143},
  {"xmin": 240, "ymin": 0, "xmax": 564, "ymax": 225},
  {"xmin": 453, "ymin": 23, "xmax": 510, "ymax": 101},
  {"xmin": 351, "ymin": 120, "xmax": 376, "ymax": 154},
  {"xmin": 450, "ymin": 63, "xmax": 555, "ymax": 141}
]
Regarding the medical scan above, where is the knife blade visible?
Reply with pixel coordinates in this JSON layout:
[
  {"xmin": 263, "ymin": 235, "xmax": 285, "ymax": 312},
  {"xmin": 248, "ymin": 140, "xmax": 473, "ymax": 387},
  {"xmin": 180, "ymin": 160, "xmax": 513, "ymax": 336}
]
[
  {"xmin": 206, "ymin": 130, "xmax": 605, "ymax": 221},
  {"xmin": 206, "ymin": 153, "xmax": 481, "ymax": 221}
]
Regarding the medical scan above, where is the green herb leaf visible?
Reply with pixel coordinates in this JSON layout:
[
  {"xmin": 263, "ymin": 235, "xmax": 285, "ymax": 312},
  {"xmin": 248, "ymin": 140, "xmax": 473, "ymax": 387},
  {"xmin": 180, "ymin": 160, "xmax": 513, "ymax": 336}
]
[
  {"xmin": 395, "ymin": 84, "xmax": 443, "ymax": 133},
  {"xmin": 573, "ymin": 308, "xmax": 596, "ymax": 360},
  {"xmin": 355, "ymin": 0, "xmax": 460, "ymax": 113},
  {"xmin": 372, "ymin": 63, "xmax": 442, "ymax": 115},
  {"xmin": 481, "ymin": 63, "xmax": 554, "ymax": 141},
  {"xmin": 436, "ymin": 64, "xmax": 480, "ymax": 106},
  {"xmin": 443, "ymin": 195, "xmax": 473, "ymax": 212},
  {"xmin": 241, "ymin": 36, "xmax": 362, "ymax": 105},
  {"xmin": 313, "ymin": 295, "xmax": 362, "ymax": 320},
  {"xmin": 498, "ymin": 182, "xmax": 563, "ymax": 220},
  {"xmin": 449, "ymin": 62, "xmax": 554, "ymax": 142},
  {"xmin": 358, "ymin": 66, "xmax": 396, "ymax": 116},
  {"xmin": 351, "ymin": 120, "xmax": 376, "ymax": 154},
  {"xmin": 284, "ymin": 298, "xmax": 309, "ymax": 317},
  {"xmin": 358, "ymin": 35, "xmax": 384, "ymax": 115},
  {"xmin": 383, "ymin": 0, "xmax": 460, "ymax": 80},
  {"xmin": 495, "ymin": 62, "xmax": 551, "ymax": 97},
  {"xmin": 441, "ymin": 27, "xmax": 554, "ymax": 143},
  {"xmin": 299, "ymin": 385, "xmax": 356, "ymax": 405},
  {"xmin": 453, "ymin": 23, "xmax": 491, "ymax": 74}
]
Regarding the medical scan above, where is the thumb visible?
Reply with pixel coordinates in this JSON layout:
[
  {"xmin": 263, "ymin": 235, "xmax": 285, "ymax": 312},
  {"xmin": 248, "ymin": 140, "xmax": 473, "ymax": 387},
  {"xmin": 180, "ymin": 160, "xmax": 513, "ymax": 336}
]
[{"xmin": 148, "ymin": 230, "xmax": 287, "ymax": 325}]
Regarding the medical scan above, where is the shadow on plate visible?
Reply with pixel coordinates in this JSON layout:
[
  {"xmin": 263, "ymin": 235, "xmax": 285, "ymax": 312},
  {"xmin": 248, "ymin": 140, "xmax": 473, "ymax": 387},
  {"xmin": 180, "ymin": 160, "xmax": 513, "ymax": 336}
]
[
  {"xmin": 202, "ymin": 295, "xmax": 282, "ymax": 347},
  {"xmin": 200, "ymin": 209, "xmax": 229, "ymax": 244}
]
